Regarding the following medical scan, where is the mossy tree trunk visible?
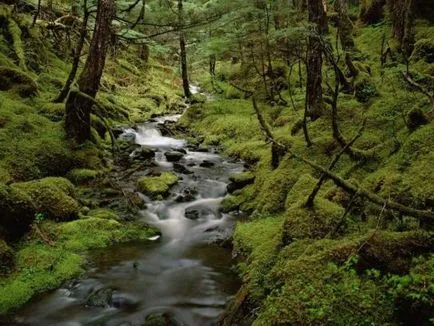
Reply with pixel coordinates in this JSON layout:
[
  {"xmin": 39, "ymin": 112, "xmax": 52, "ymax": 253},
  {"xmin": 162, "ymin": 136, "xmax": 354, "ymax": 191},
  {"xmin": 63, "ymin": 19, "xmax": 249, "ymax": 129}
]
[
  {"xmin": 335, "ymin": 0, "xmax": 355, "ymax": 51},
  {"xmin": 178, "ymin": 0, "xmax": 191, "ymax": 99},
  {"xmin": 388, "ymin": 0, "xmax": 415, "ymax": 57},
  {"xmin": 65, "ymin": 0, "xmax": 115, "ymax": 143},
  {"xmin": 359, "ymin": 0, "xmax": 386, "ymax": 24},
  {"xmin": 305, "ymin": 0, "xmax": 327, "ymax": 121},
  {"xmin": 54, "ymin": 0, "xmax": 90, "ymax": 103}
]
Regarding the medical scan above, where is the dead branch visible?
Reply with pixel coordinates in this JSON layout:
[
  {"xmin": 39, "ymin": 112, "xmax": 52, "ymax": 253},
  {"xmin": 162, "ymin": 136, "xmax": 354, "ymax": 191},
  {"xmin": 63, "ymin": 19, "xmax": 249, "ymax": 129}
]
[
  {"xmin": 305, "ymin": 121, "xmax": 365, "ymax": 208},
  {"xmin": 402, "ymin": 71, "xmax": 434, "ymax": 110}
]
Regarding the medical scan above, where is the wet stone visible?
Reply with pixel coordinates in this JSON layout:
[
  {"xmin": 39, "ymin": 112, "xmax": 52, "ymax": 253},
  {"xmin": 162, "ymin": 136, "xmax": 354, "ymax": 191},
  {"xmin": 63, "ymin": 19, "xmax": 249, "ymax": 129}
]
[
  {"xmin": 199, "ymin": 160, "xmax": 215, "ymax": 168},
  {"xmin": 165, "ymin": 151, "xmax": 184, "ymax": 162},
  {"xmin": 173, "ymin": 163, "xmax": 193, "ymax": 175},
  {"xmin": 86, "ymin": 287, "xmax": 113, "ymax": 308},
  {"xmin": 142, "ymin": 312, "xmax": 179, "ymax": 326}
]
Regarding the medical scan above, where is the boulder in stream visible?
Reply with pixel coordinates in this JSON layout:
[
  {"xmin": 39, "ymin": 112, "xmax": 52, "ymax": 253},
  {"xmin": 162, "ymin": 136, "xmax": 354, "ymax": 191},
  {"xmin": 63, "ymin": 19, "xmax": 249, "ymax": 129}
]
[
  {"xmin": 86, "ymin": 287, "xmax": 113, "ymax": 308},
  {"xmin": 173, "ymin": 163, "xmax": 193, "ymax": 175},
  {"xmin": 132, "ymin": 146, "xmax": 156, "ymax": 161},
  {"xmin": 199, "ymin": 160, "xmax": 215, "ymax": 168},
  {"xmin": 165, "ymin": 151, "xmax": 184, "ymax": 162},
  {"xmin": 185, "ymin": 205, "xmax": 218, "ymax": 220},
  {"xmin": 142, "ymin": 312, "xmax": 179, "ymax": 326}
]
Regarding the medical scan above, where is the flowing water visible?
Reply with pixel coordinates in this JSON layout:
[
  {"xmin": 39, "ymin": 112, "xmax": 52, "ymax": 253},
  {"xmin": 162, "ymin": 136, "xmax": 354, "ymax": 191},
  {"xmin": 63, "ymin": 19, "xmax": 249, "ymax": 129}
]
[{"xmin": 10, "ymin": 92, "xmax": 243, "ymax": 326}]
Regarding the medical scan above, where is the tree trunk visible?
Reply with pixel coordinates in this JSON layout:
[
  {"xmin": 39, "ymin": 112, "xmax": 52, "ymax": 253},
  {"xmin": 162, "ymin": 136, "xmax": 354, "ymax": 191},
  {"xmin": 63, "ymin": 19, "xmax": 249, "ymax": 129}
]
[
  {"xmin": 65, "ymin": 0, "xmax": 115, "ymax": 143},
  {"xmin": 54, "ymin": 0, "xmax": 90, "ymax": 103},
  {"xmin": 335, "ymin": 0, "xmax": 355, "ymax": 51},
  {"xmin": 388, "ymin": 0, "xmax": 415, "ymax": 57},
  {"xmin": 32, "ymin": 0, "xmax": 41, "ymax": 27},
  {"xmin": 178, "ymin": 0, "xmax": 191, "ymax": 98},
  {"xmin": 305, "ymin": 0, "xmax": 327, "ymax": 121}
]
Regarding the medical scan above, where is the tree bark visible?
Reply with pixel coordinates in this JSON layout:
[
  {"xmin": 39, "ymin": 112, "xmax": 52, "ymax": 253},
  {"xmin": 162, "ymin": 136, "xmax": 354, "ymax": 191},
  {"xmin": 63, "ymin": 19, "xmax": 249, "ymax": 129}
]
[
  {"xmin": 178, "ymin": 0, "xmax": 191, "ymax": 98},
  {"xmin": 305, "ymin": 0, "xmax": 327, "ymax": 121},
  {"xmin": 65, "ymin": 0, "xmax": 115, "ymax": 143},
  {"xmin": 54, "ymin": 0, "xmax": 90, "ymax": 103},
  {"xmin": 388, "ymin": 0, "xmax": 415, "ymax": 56},
  {"xmin": 334, "ymin": 0, "xmax": 355, "ymax": 51}
]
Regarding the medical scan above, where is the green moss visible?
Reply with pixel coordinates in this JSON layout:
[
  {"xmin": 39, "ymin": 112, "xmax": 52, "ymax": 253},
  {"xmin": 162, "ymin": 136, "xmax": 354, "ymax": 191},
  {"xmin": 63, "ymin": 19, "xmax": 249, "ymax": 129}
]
[
  {"xmin": 67, "ymin": 169, "xmax": 100, "ymax": 185},
  {"xmin": 87, "ymin": 208, "xmax": 121, "ymax": 221},
  {"xmin": 12, "ymin": 177, "xmax": 79, "ymax": 221},
  {"xmin": 0, "ymin": 66, "xmax": 37, "ymax": 97},
  {"xmin": 282, "ymin": 198, "xmax": 344, "ymax": 242},
  {"xmin": 229, "ymin": 171, "xmax": 255, "ymax": 184},
  {"xmin": 57, "ymin": 217, "xmax": 157, "ymax": 251},
  {"xmin": 136, "ymin": 172, "xmax": 178, "ymax": 199},
  {"xmin": 284, "ymin": 173, "xmax": 318, "ymax": 209},
  {"xmin": 233, "ymin": 216, "xmax": 284, "ymax": 300},
  {"xmin": 0, "ymin": 243, "xmax": 83, "ymax": 315},
  {"xmin": 0, "ymin": 183, "xmax": 35, "ymax": 241},
  {"xmin": 0, "ymin": 240, "xmax": 14, "ymax": 275},
  {"xmin": 411, "ymin": 38, "xmax": 434, "ymax": 63},
  {"xmin": 7, "ymin": 18, "xmax": 27, "ymax": 71},
  {"xmin": 0, "ymin": 215, "xmax": 160, "ymax": 315},
  {"xmin": 37, "ymin": 102, "xmax": 64, "ymax": 122}
]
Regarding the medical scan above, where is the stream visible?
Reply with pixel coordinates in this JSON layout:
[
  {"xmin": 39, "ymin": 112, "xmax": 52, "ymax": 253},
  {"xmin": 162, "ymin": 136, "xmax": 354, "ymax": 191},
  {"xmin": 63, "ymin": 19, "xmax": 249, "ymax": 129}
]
[{"xmin": 10, "ymin": 89, "xmax": 243, "ymax": 326}]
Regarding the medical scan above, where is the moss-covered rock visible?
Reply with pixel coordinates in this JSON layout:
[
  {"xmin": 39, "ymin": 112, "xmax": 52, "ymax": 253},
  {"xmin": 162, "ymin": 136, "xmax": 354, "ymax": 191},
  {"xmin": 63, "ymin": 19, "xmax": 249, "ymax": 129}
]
[
  {"xmin": 37, "ymin": 102, "xmax": 65, "ymax": 122},
  {"xmin": 12, "ymin": 177, "xmax": 79, "ymax": 222},
  {"xmin": 0, "ymin": 239, "xmax": 14, "ymax": 275},
  {"xmin": 282, "ymin": 198, "xmax": 344, "ymax": 244},
  {"xmin": 66, "ymin": 169, "xmax": 100, "ymax": 185},
  {"xmin": 0, "ymin": 242, "xmax": 84, "ymax": 315},
  {"xmin": 227, "ymin": 172, "xmax": 255, "ymax": 194},
  {"xmin": 136, "ymin": 172, "xmax": 178, "ymax": 199},
  {"xmin": 0, "ymin": 66, "xmax": 38, "ymax": 97},
  {"xmin": 57, "ymin": 218, "xmax": 158, "ymax": 251},
  {"xmin": 87, "ymin": 208, "xmax": 121, "ymax": 222},
  {"xmin": 0, "ymin": 184, "xmax": 35, "ymax": 241},
  {"xmin": 411, "ymin": 38, "xmax": 434, "ymax": 63}
]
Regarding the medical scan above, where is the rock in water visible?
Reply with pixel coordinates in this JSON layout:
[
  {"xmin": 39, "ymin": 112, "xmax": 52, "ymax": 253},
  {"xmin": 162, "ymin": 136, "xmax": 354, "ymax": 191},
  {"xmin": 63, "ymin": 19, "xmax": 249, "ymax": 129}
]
[
  {"xmin": 86, "ymin": 287, "xmax": 113, "ymax": 308},
  {"xmin": 142, "ymin": 312, "xmax": 179, "ymax": 326},
  {"xmin": 185, "ymin": 205, "xmax": 218, "ymax": 220},
  {"xmin": 173, "ymin": 163, "xmax": 193, "ymax": 175},
  {"xmin": 199, "ymin": 160, "xmax": 215, "ymax": 168},
  {"xmin": 165, "ymin": 151, "xmax": 184, "ymax": 162}
]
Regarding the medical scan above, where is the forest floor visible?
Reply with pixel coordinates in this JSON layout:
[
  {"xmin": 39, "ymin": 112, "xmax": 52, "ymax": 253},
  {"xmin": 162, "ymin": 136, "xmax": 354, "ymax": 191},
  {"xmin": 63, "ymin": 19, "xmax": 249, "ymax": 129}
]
[{"xmin": 0, "ymin": 2, "xmax": 433, "ymax": 325}]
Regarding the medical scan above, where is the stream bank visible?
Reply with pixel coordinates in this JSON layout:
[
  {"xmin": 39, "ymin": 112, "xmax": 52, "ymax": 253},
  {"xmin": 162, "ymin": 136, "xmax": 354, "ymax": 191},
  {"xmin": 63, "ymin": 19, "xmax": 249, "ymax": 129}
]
[{"xmin": 8, "ymin": 92, "xmax": 245, "ymax": 326}]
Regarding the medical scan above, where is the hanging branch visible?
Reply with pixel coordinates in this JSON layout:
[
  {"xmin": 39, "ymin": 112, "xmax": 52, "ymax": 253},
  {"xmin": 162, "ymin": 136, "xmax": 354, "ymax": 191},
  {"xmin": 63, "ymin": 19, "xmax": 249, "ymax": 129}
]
[{"xmin": 252, "ymin": 99, "xmax": 434, "ymax": 223}]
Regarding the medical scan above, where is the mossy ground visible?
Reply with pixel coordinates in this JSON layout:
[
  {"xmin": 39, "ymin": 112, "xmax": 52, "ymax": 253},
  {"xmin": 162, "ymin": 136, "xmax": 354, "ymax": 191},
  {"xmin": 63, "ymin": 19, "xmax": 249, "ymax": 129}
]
[
  {"xmin": 185, "ymin": 15, "xmax": 434, "ymax": 326},
  {"xmin": 0, "ymin": 3, "xmax": 182, "ymax": 316}
]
